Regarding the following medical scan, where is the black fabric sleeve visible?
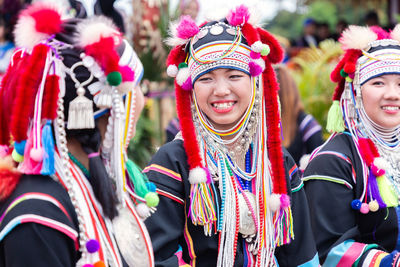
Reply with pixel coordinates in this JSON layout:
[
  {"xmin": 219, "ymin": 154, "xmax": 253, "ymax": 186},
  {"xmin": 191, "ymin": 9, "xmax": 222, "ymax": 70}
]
[
  {"xmin": 1, "ymin": 222, "xmax": 76, "ymax": 267},
  {"xmin": 275, "ymin": 150, "xmax": 319, "ymax": 266},
  {"xmin": 303, "ymin": 136, "xmax": 362, "ymax": 263},
  {"xmin": 144, "ymin": 140, "xmax": 188, "ymax": 267}
]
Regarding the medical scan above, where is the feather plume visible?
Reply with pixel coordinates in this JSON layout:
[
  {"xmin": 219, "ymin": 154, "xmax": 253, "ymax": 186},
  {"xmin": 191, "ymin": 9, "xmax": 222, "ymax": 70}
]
[
  {"xmin": 226, "ymin": 5, "xmax": 250, "ymax": 26},
  {"xmin": 76, "ymin": 16, "xmax": 120, "ymax": 48},
  {"xmin": 390, "ymin": 24, "xmax": 400, "ymax": 43},
  {"xmin": 339, "ymin": 25, "xmax": 377, "ymax": 50},
  {"xmin": 165, "ymin": 20, "xmax": 190, "ymax": 47},
  {"xmin": 14, "ymin": 2, "xmax": 63, "ymax": 50}
]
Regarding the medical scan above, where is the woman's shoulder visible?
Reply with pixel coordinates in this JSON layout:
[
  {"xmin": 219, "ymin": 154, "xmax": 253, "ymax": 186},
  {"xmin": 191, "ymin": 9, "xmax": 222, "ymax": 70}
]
[{"xmin": 0, "ymin": 175, "xmax": 79, "ymax": 241}]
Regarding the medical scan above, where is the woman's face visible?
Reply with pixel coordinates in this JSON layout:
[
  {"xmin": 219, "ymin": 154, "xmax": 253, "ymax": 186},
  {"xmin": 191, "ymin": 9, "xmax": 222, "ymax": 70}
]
[
  {"xmin": 193, "ymin": 68, "xmax": 252, "ymax": 131},
  {"xmin": 362, "ymin": 74, "xmax": 400, "ymax": 128}
]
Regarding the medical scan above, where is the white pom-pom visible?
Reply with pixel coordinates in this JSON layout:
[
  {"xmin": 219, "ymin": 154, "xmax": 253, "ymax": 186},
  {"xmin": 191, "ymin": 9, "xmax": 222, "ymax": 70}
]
[
  {"xmin": 136, "ymin": 203, "xmax": 151, "ymax": 219},
  {"xmin": 76, "ymin": 16, "xmax": 119, "ymax": 47},
  {"xmin": 176, "ymin": 67, "xmax": 191, "ymax": 86},
  {"xmin": 167, "ymin": 65, "xmax": 179, "ymax": 77},
  {"xmin": 188, "ymin": 167, "xmax": 208, "ymax": 184},
  {"xmin": 374, "ymin": 157, "xmax": 390, "ymax": 171},
  {"xmin": 299, "ymin": 154, "xmax": 311, "ymax": 171},
  {"xmin": 251, "ymin": 41, "xmax": 263, "ymax": 53},
  {"xmin": 253, "ymin": 58, "xmax": 266, "ymax": 70},
  {"xmin": 390, "ymin": 24, "xmax": 400, "ymax": 43},
  {"xmin": 340, "ymin": 25, "xmax": 377, "ymax": 50},
  {"xmin": 269, "ymin": 193, "xmax": 281, "ymax": 212}
]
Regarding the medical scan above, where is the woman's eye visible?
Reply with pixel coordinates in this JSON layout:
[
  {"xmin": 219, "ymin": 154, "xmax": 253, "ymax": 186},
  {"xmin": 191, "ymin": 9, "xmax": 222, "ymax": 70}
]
[
  {"xmin": 198, "ymin": 77, "xmax": 211, "ymax": 82},
  {"xmin": 230, "ymin": 75, "xmax": 242, "ymax": 79},
  {"xmin": 372, "ymin": 81, "xmax": 384, "ymax": 86}
]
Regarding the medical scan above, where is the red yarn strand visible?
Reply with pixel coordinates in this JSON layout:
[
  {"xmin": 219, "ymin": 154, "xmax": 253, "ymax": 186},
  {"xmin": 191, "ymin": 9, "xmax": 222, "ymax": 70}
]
[
  {"xmin": 41, "ymin": 74, "xmax": 60, "ymax": 120},
  {"xmin": 175, "ymin": 82, "xmax": 202, "ymax": 169},
  {"xmin": 262, "ymin": 64, "xmax": 287, "ymax": 194},
  {"xmin": 11, "ymin": 44, "xmax": 49, "ymax": 142},
  {"xmin": 85, "ymin": 37, "xmax": 120, "ymax": 74}
]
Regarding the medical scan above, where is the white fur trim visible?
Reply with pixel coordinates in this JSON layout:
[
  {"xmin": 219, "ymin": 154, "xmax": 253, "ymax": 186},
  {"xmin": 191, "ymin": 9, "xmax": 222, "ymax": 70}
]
[
  {"xmin": 188, "ymin": 167, "xmax": 208, "ymax": 184},
  {"xmin": 167, "ymin": 65, "xmax": 178, "ymax": 77},
  {"xmin": 165, "ymin": 21, "xmax": 188, "ymax": 47},
  {"xmin": 340, "ymin": 25, "xmax": 377, "ymax": 50},
  {"xmin": 176, "ymin": 67, "xmax": 190, "ymax": 86},
  {"xmin": 76, "ymin": 16, "xmax": 119, "ymax": 47},
  {"xmin": 374, "ymin": 157, "xmax": 390, "ymax": 170},
  {"xmin": 269, "ymin": 193, "xmax": 281, "ymax": 212},
  {"xmin": 251, "ymin": 41, "xmax": 263, "ymax": 53},
  {"xmin": 391, "ymin": 24, "xmax": 400, "ymax": 43},
  {"xmin": 14, "ymin": 16, "xmax": 48, "ymax": 50}
]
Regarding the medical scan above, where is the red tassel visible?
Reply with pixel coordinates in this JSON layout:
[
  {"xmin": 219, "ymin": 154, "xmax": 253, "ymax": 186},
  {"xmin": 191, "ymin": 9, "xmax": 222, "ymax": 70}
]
[
  {"xmin": 358, "ymin": 138, "xmax": 376, "ymax": 166},
  {"xmin": 262, "ymin": 64, "xmax": 287, "ymax": 194},
  {"xmin": 256, "ymin": 28, "xmax": 284, "ymax": 64},
  {"xmin": 85, "ymin": 36, "xmax": 120, "ymax": 74},
  {"xmin": 41, "ymin": 74, "xmax": 60, "ymax": 120},
  {"xmin": 10, "ymin": 44, "xmax": 49, "ymax": 142},
  {"xmin": 166, "ymin": 45, "xmax": 186, "ymax": 67},
  {"xmin": 332, "ymin": 79, "xmax": 345, "ymax": 101},
  {"xmin": 0, "ymin": 156, "xmax": 21, "ymax": 201},
  {"xmin": 241, "ymin": 23, "xmax": 259, "ymax": 46},
  {"xmin": 175, "ymin": 82, "xmax": 202, "ymax": 169}
]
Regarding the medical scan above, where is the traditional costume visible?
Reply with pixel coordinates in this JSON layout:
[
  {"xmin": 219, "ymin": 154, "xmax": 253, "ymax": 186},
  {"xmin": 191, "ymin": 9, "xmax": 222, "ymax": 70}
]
[
  {"xmin": 304, "ymin": 25, "xmax": 400, "ymax": 265},
  {"xmin": 0, "ymin": 2, "xmax": 157, "ymax": 266},
  {"xmin": 144, "ymin": 5, "xmax": 318, "ymax": 266}
]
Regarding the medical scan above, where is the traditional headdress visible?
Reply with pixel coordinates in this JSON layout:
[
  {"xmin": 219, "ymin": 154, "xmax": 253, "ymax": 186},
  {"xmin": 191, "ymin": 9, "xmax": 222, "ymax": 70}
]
[
  {"xmin": 0, "ymin": 2, "xmax": 156, "ymax": 266},
  {"xmin": 321, "ymin": 24, "xmax": 400, "ymax": 214},
  {"xmin": 166, "ymin": 5, "xmax": 292, "ymax": 265}
]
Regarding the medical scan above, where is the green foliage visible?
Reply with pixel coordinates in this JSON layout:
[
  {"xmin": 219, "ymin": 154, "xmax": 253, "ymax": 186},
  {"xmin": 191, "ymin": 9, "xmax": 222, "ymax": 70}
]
[
  {"xmin": 127, "ymin": 105, "xmax": 158, "ymax": 168},
  {"xmin": 289, "ymin": 39, "xmax": 343, "ymax": 137}
]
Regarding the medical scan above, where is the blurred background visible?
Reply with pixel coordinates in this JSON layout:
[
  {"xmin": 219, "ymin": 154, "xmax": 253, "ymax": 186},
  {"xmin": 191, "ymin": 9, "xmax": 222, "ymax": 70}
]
[{"xmin": 1, "ymin": 0, "xmax": 399, "ymax": 167}]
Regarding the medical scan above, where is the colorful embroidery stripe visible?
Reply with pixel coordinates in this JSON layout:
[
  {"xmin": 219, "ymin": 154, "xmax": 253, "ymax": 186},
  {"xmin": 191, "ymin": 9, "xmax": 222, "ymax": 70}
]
[
  {"xmin": 184, "ymin": 205, "xmax": 196, "ymax": 266},
  {"xmin": 289, "ymin": 165, "xmax": 298, "ymax": 179},
  {"xmin": 302, "ymin": 175, "xmax": 353, "ymax": 189},
  {"xmin": 143, "ymin": 164, "xmax": 182, "ymax": 182},
  {"xmin": 323, "ymin": 240, "xmax": 366, "ymax": 267},
  {"xmin": 0, "ymin": 192, "xmax": 71, "ymax": 223},
  {"xmin": 291, "ymin": 181, "xmax": 304, "ymax": 193},
  {"xmin": 0, "ymin": 214, "xmax": 79, "ymax": 249},
  {"xmin": 312, "ymin": 151, "xmax": 356, "ymax": 183},
  {"xmin": 156, "ymin": 189, "xmax": 184, "ymax": 205},
  {"xmin": 298, "ymin": 253, "xmax": 319, "ymax": 267}
]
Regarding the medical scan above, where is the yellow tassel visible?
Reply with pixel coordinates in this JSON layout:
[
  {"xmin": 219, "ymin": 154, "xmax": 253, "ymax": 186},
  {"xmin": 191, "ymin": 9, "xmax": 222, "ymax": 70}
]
[{"xmin": 377, "ymin": 175, "xmax": 398, "ymax": 207}]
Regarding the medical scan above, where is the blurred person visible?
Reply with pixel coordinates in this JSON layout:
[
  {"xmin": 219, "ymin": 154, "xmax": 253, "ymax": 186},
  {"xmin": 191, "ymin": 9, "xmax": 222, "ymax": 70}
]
[
  {"xmin": 331, "ymin": 19, "xmax": 348, "ymax": 41},
  {"xmin": 295, "ymin": 18, "xmax": 318, "ymax": 48},
  {"xmin": 316, "ymin": 22, "xmax": 332, "ymax": 43},
  {"xmin": 179, "ymin": 0, "xmax": 199, "ymax": 21},
  {"xmin": 365, "ymin": 10, "xmax": 379, "ymax": 27},
  {"xmin": 276, "ymin": 65, "xmax": 323, "ymax": 166}
]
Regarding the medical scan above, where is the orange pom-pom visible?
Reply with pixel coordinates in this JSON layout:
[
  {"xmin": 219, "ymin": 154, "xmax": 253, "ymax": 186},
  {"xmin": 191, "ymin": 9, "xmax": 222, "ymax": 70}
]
[{"xmin": 93, "ymin": 261, "xmax": 106, "ymax": 267}]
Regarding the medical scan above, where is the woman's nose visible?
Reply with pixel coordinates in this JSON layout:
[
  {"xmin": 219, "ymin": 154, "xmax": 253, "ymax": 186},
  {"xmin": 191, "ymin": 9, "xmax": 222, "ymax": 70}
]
[
  {"xmin": 384, "ymin": 83, "xmax": 400, "ymax": 99},
  {"xmin": 213, "ymin": 78, "xmax": 230, "ymax": 96}
]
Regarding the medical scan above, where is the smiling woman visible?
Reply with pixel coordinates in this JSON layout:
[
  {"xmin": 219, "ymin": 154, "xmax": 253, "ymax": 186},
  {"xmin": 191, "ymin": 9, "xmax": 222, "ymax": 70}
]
[{"xmin": 303, "ymin": 24, "xmax": 400, "ymax": 266}]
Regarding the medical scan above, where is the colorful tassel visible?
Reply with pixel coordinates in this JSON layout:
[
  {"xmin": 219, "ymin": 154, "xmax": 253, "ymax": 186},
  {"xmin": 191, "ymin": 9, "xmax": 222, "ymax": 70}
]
[
  {"xmin": 41, "ymin": 121, "xmax": 55, "ymax": 175},
  {"xmin": 326, "ymin": 100, "xmax": 345, "ymax": 133},
  {"xmin": 273, "ymin": 204, "xmax": 294, "ymax": 246},
  {"xmin": 377, "ymin": 175, "xmax": 398, "ymax": 207},
  {"xmin": 369, "ymin": 170, "xmax": 387, "ymax": 208}
]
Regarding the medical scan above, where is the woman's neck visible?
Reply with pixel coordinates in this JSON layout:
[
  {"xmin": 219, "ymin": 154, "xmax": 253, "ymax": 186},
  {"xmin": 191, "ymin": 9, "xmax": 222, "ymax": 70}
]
[{"xmin": 67, "ymin": 138, "xmax": 89, "ymax": 169}]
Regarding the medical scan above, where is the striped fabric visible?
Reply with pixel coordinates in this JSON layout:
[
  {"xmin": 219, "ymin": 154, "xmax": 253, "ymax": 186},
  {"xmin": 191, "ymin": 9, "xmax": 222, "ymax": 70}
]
[
  {"xmin": 323, "ymin": 240, "xmax": 367, "ymax": 266},
  {"xmin": 299, "ymin": 114, "xmax": 322, "ymax": 143},
  {"xmin": 143, "ymin": 164, "xmax": 182, "ymax": 182}
]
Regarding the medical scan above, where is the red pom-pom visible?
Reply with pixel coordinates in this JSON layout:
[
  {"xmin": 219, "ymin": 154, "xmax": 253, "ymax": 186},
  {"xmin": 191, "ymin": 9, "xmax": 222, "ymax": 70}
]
[
  {"xmin": 30, "ymin": 6, "xmax": 62, "ymax": 35},
  {"xmin": 84, "ymin": 36, "xmax": 120, "ymax": 74},
  {"xmin": 344, "ymin": 62, "xmax": 356, "ymax": 74}
]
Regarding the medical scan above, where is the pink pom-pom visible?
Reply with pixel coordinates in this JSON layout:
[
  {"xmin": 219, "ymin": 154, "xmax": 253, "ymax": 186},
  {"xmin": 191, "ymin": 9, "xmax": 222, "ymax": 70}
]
[
  {"xmin": 181, "ymin": 77, "xmax": 192, "ymax": 91},
  {"xmin": 30, "ymin": 147, "xmax": 44, "ymax": 162},
  {"xmin": 348, "ymin": 73, "xmax": 355, "ymax": 79},
  {"xmin": 119, "ymin": 65, "xmax": 135, "ymax": 82},
  {"xmin": 280, "ymin": 194, "xmax": 290, "ymax": 208},
  {"xmin": 226, "ymin": 5, "xmax": 250, "ymax": 26},
  {"xmin": 82, "ymin": 265, "xmax": 95, "ymax": 267},
  {"xmin": 0, "ymin": 145, "xmax": 9, "ymax": 158},
  {"xmin": 371, "ymin": 164, "xmax": 385, "ymax": 177},
  {"xmin": 250, "ymin": 50, "xmax": 261, "ymax": 59},
  {"xmin": 360, "ymin": 203, "xmax": 369, "ymax": 214},
  {"xmin": 249, "ymin": 61, "xmax": 263, "ymax": 76},
  {"xmin": 176, "ymin": 15, "xmax": 199, "ymax": 40}
]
